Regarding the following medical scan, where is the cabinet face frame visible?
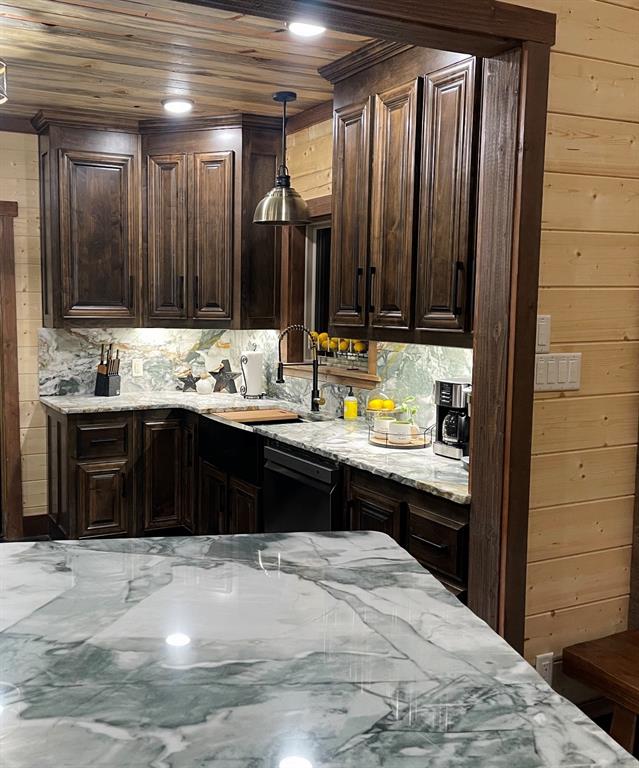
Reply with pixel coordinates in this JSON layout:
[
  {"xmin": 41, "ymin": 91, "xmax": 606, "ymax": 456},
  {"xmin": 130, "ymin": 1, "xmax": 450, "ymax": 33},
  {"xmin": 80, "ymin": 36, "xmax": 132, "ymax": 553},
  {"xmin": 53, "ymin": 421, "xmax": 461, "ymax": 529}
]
[{"xmin": 197, "ymin": 0, "xmax": 554, "ymax": 652}]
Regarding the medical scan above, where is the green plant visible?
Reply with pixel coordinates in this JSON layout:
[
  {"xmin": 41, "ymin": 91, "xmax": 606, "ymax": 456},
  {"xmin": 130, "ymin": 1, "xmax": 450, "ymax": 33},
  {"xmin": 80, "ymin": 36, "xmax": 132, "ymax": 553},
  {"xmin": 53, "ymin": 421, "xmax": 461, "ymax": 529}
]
[{"xmin": 397, "ymin": 396, "xmax": 418, "ymax": 424}]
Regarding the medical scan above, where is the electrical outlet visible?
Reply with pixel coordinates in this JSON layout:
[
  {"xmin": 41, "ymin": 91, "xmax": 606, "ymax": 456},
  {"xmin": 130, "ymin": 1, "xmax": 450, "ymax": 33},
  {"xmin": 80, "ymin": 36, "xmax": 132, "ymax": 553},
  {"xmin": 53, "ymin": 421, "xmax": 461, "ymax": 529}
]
[
  {"xmin": 535, "ymin": 652, "xmax": 554, "ymax": 685},
  {"xmin": 536, "ymin": 315, "xmax": 551, "ymax": 354},
  {"xmin": 132, "ymin": 359, "xmax": 144, "ymax": 377},
  {"xmin": 534, "ymin": 352, "xmax": 581, "ymax": 392}
]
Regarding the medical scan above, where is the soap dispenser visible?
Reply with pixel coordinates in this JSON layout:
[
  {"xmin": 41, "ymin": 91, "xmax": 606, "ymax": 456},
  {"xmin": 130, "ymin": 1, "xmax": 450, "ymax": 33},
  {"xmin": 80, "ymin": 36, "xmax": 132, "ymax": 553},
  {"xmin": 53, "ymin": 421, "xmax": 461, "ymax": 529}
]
[{"xmin": 343, "ymin": 386, "xmax": 358, "ymax": 420}]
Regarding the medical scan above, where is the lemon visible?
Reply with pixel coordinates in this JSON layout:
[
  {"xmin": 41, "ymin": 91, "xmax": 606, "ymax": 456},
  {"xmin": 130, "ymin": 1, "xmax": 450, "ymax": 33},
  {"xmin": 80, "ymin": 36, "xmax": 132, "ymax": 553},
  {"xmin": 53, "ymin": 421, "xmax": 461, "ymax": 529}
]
[
  {"xmin": 318, "ymin": 332, "xmax": 329, "ymax": 342},
  {"xmin": 339, "ymin": 340, "xmax": 350, "ymax": 352},
  {"xmin": 320, "ymin": 339, "xmax": 330, "ymax": 350},
  {"xmin": 382, "ymin": 399, "xmax": 395, "ymax": 410},
  {"xmin": 353, "ymin": 341, "xmax": 367, "ymax": 353},
  {"xmin": 310, "ymin": 330, "xmax": 319, "ymax": 341},
  {"xmin": 368, "ymin": 398, "xmax": 383, "ymax": 411},
  {"xmin": 328, "ymin": 339, "xmax": 338, "ymax": 351}
]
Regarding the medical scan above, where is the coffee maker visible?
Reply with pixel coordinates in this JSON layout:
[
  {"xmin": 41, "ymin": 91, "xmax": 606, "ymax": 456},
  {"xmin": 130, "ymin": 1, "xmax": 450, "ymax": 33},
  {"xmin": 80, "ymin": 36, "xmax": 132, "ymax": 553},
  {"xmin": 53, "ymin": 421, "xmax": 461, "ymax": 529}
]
[{"xmin": 433, "ymin": 379, "xmax": 471, "ymax": 460}]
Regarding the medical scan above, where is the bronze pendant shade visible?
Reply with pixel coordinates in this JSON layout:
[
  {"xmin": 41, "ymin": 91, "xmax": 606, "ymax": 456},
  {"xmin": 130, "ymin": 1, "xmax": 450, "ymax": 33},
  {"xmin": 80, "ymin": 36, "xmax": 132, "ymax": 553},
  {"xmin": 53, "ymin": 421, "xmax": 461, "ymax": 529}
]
[{"xmin": 253, "ymin": 91, "xmax": 310, "ymax": 226}]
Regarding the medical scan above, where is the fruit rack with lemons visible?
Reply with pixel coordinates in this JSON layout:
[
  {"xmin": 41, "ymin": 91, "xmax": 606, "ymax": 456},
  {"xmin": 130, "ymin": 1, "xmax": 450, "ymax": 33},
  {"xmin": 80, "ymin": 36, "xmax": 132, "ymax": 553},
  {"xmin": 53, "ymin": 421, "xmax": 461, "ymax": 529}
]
[{"xmin": 310, "ymin": 332, "xmax": 369, "ymax": 372}]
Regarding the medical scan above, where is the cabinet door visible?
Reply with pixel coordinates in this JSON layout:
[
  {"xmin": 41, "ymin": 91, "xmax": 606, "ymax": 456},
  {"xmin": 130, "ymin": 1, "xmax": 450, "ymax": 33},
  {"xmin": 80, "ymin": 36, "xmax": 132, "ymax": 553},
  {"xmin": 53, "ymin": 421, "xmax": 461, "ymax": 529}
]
[
  {"xmin": 416, "ymin": 59, "xmax": 476, "ymax": 332},
  {"xmin": 76, "ymin": 459, "xmax": 130, "ymax": 537},
  {"xmin": 199, "ymin": 460, "xmax": 228, "ymax": 535},
  {"xmin": 146, "ymin": 153, "xmax": 188, "ymax": 320},
  {"xmin": 141, "ymin": 417, "xmax": 183, "ymax": 531},
  {"xmin": 349, "ymin": 482, "xmax": 402, "ymax": 543},
  {"xmin": 191, "ymin": 151, "xmax": 234, "ymax": 322},
  {"xmin": 228, "ymin": 477, "xmax": 260, "ymax": 534},
  {"xmin": 369, "ymin": 80, "xmax": 419, "ymax": 330},
  {"xmin": 329, "ymin": 99, "xmax": 371, "ymax": 328},
  {"xmin": 59, "ymin": 149, "xmax": 138, "ymax": 321}
]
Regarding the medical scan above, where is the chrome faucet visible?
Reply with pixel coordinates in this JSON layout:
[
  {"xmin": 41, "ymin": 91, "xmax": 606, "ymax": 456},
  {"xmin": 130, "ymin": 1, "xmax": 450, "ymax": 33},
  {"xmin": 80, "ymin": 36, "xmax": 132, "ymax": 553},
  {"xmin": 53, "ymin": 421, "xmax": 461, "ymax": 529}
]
[{"xmin": 276, "ymin": 324, "xmax": 325, "ymax": 412}]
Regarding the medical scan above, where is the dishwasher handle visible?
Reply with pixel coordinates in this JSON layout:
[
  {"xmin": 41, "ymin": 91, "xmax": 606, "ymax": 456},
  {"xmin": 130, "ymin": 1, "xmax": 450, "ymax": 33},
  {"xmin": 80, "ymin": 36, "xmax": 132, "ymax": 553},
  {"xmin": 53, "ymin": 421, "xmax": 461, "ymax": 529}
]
[{"xmin": 264, "ymin": 445, "xmax": 339, "ymax": 486}]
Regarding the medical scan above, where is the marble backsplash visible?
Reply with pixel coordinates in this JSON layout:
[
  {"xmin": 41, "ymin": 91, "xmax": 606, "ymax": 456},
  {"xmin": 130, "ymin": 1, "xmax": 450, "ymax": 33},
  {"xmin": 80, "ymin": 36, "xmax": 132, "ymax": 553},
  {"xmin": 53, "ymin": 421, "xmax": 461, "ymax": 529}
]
[{"xmin": 39, "ymin": 328, "xmax": 472, "ymax": 420}]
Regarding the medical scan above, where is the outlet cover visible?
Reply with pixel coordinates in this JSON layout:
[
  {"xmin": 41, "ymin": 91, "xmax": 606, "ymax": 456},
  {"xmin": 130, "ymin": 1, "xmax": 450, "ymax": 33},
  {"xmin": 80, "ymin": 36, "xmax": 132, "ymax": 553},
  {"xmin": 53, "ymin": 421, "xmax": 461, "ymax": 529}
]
[
  {"xmin": 534, "ymin": 352, "xmax": 581, "ymax": 392},
  {"xmin": 535, "ymin": 652, "xmax": 554, "ymax": 685},
  {"xmin": 536, "ymin": 315, "xmax": 551, "ymax": 354},
  {"xmin": 132, "ymin": 359, "xmax": 144, "ymax": 377}
]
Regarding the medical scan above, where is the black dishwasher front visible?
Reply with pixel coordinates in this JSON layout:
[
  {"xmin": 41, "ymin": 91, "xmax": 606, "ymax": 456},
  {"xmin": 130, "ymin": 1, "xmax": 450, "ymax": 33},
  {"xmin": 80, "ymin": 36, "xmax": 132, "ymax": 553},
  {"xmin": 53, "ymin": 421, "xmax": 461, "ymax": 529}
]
[{"xmin": 262, "ymin": 443, "xmax": 342, "ymax": 532}]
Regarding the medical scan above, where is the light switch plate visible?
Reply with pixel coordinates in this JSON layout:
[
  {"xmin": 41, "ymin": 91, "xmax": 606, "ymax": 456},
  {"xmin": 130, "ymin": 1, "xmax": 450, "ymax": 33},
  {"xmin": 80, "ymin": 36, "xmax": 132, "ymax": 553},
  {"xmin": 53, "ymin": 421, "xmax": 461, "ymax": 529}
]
[
  {"xmin": 536, "ymin": 315, "xmax": 551, "ymax": 354},
  {"xmin": 534, "ymin": 352, "xmax": 581, "ymax": 392}
]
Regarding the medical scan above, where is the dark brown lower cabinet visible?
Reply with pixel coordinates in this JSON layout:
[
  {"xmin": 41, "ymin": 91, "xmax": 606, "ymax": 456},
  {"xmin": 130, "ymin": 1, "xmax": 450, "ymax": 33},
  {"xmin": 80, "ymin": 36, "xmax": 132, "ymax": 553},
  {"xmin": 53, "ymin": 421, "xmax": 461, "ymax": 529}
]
[
  {"xmin": 198, "ymin": 459, "xmax": 260, "ymax": 535},
  {"xmin": 199, "ymin": 459, "xmax": 228, "ymax": 534},
  {"xmin": 228, "ymin": 477, "xmax": 260, "ymax": 534},
  {"xmin": 45, "ymin": 408, "xmax": 196, "ymax": 539},
  {"xmin": 76, "ymin": 459, "xmax": 131, "ymax": 538},
  {"xmin": 349, "ymin": 478, "xmax": 402, "ymax": 543},
  {"xmin": 345, "ymin": 468, "xmax": 469, "ymax": 601},
  {"xmin": 139, "ymin": 411, "xmax": 196, "ymax": 534}
]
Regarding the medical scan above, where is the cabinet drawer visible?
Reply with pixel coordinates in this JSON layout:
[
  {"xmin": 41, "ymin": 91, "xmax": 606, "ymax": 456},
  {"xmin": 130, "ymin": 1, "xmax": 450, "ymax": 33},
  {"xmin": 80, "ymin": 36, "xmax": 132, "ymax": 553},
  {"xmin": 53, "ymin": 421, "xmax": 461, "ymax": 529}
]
[
  {"xmin": 407, "ymin": 507, "xmax": 467, "ymax": 580},
  {"xmin": 76, "ymin": 421, "xmax": 130, "ymax": 459}
]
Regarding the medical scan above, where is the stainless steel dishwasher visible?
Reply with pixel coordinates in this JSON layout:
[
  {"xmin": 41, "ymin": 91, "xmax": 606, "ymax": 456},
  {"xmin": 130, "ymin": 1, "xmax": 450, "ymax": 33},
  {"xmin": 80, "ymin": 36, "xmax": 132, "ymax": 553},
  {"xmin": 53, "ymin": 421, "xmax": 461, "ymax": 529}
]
[{"xmin": 262, "ymin": 443, "xmax": 342, "ymax": 532}]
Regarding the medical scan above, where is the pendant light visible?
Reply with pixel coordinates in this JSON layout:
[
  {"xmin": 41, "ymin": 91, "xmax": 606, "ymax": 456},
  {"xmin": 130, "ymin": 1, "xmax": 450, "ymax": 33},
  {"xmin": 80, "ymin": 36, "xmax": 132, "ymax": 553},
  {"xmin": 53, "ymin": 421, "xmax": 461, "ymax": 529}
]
[{"xmin": 253, "ymin": 91, "xmax": 310, "ymax": 226}]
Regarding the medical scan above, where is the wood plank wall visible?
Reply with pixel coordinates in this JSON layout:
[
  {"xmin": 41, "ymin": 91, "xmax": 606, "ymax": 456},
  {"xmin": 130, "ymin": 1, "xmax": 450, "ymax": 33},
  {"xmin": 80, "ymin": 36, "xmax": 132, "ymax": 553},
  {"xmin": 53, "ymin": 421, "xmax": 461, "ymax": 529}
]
[
  {"xmin": 288, "ymin": 0, "xmax": 639, "ymax": 666},
  {"xmin": 0, "ymin": 132, "xmax": 46, "ymax": 519},
  {"xmin": 498, "ymin": 0, "xmax": 639, "ymax": 664}
]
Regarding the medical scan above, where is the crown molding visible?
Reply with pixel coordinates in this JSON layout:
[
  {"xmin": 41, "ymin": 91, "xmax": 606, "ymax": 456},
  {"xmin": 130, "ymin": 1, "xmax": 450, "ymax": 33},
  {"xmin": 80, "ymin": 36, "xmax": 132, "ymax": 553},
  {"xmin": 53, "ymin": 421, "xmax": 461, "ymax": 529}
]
[{"xmin": 319, "ymin": 40, "xmax": 414, "ymax": 84}]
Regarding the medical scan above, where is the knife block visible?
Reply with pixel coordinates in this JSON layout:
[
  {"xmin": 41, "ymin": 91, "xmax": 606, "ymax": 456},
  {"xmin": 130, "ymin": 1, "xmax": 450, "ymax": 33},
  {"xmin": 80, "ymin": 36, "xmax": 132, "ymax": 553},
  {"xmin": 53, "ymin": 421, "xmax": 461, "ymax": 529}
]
[{"xmin": 94, "ymin": 373, "xmax": 121, "ymax": 397}]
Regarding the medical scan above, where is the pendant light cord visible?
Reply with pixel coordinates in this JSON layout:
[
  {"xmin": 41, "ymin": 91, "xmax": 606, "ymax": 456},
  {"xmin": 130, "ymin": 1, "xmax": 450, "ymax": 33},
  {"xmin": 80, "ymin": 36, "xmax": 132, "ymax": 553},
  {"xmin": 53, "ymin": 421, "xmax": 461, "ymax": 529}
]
[{"xmin": 278, "ymin": 99, "xmax": 289, "ymax": 178}]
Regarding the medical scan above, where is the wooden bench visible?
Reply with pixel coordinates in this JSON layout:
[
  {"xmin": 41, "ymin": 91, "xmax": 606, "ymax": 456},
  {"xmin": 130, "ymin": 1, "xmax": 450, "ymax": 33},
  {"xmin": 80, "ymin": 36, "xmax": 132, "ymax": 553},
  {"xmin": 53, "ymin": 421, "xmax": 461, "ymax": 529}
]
[{"xmin": 563, "ymin": 630, "xmax": 639, "ymax": 755}]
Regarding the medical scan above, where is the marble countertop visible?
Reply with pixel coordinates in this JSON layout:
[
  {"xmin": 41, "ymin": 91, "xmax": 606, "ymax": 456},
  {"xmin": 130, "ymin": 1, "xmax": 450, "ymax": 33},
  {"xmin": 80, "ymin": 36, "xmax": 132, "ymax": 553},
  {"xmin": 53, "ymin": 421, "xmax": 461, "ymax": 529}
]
[
  {"xmin": 1, "ymin": 532, "xmax": 634, "ymax": 768},
  {"xmin": 40, "ymin": 393, "xmax": 470, "ymax": 504}
]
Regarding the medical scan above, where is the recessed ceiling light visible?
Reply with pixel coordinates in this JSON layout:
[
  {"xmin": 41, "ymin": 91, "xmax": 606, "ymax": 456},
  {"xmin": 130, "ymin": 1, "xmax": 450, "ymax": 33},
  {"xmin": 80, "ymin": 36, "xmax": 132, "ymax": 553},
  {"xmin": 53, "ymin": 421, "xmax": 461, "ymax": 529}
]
[
  {"xmin": 288, "ymin": 21, "xmax": 326, "ymax": 37},
  {"xmin": 162, "ymin": 98, "xmax": 194, "ymax": 115},
  {"xmin": 165, "ymin": 632, "xmax": 191, "ymax": 647}
]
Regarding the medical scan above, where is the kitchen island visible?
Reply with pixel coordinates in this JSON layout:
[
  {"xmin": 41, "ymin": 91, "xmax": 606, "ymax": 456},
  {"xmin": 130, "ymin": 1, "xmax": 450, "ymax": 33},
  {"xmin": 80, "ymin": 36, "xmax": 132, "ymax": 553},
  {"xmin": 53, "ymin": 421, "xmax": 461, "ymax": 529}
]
[{"xmin": 0, "ymin": 532, "xmax": 635, "ymax": 767}]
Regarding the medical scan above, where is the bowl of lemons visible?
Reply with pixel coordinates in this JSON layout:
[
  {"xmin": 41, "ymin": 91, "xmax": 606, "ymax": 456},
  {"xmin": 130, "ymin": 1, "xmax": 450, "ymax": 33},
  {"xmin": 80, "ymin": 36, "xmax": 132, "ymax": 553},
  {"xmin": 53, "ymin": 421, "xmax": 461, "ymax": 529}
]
[{"xmin": 365, "ymin": 391, "xmax": 400, "ymax": 423}]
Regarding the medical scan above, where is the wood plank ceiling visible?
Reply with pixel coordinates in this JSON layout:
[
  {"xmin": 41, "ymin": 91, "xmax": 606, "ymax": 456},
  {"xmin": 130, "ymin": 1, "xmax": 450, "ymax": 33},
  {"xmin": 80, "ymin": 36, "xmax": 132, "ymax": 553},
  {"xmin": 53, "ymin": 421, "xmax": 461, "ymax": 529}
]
[{"xmin": 0, "ymin": 0, "xmax": 370, "ymax": 119}]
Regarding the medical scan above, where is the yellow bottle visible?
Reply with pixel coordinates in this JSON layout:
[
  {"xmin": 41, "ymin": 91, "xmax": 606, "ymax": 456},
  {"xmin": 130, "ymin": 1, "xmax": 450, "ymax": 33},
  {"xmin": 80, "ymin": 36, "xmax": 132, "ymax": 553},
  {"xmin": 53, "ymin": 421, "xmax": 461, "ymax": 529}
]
[{"xmin": 343, "ymin": 386, "xmax": 358, "ymax": 420}]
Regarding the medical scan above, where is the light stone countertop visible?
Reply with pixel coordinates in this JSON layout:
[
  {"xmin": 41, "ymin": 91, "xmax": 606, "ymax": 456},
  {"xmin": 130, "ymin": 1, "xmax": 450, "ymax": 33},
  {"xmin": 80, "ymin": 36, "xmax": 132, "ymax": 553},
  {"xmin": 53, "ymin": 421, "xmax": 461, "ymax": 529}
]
[
  {"xmin": 40, "ymin": 392, "xmax": 470, "ymax": 504},
  {"xmin": 0, "ymin": 532, "xmax": 635, "ymax": 768}
]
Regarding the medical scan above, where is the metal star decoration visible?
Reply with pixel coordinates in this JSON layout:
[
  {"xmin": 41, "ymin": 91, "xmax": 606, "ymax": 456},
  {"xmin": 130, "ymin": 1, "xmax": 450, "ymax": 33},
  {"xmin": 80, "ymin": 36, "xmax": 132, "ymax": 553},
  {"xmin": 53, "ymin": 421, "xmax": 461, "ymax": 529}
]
[{"xmin": 210, "ymin": 359, "xmax": 242, "ymax": 394}]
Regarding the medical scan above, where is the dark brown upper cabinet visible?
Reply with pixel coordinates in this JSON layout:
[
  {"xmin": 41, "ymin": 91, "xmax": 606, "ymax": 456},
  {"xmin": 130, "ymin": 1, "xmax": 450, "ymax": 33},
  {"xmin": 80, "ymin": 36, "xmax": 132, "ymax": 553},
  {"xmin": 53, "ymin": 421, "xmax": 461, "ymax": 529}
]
[
  {"xmin": 37, "ymin": 122, "xmax": 141, "ymax": 326},
  {"xmin": 323, "ymin": 44, "xmax": 480, "ymax": 346},
  {"xmin": 142, "ymin": 118, "xmax": 280, "ymax": 329},
  {"xmin": 191, "ymin": 151, "xmax": 234, "ymax": 322},
  {"xmin": 369, "ymin": 79, "xmax": 419, "ymax": 330},
  {"xmin": 329, "ymin": 99, "xmax": 371, "ymax": 329},
  {"xmin": 415, "ymin": 59, "xmax": 477, "ymax": 332},
  {"xmin": 36, "ymin": 113, "xmax": 281, "ymax": 329},
  {"xmin": 146, "ymin": 153, "xmax": 188, "ymax": 321}
]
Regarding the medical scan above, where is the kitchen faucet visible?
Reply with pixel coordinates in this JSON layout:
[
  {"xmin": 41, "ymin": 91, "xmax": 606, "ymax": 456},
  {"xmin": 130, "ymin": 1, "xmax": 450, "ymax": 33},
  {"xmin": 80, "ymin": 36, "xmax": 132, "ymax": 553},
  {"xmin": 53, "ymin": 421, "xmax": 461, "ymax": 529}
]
[{"xmin": 276, "ymin": 324, "xmax": 325, "ymax": 412}]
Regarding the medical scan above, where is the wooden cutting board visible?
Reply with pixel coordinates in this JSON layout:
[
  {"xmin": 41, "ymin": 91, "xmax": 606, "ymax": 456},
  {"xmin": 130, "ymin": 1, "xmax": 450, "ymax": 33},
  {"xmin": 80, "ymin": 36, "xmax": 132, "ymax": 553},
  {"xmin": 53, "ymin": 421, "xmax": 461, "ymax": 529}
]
[{"xmin": 218, "ymin": 409, "xmax": 300, "ymax": 423}]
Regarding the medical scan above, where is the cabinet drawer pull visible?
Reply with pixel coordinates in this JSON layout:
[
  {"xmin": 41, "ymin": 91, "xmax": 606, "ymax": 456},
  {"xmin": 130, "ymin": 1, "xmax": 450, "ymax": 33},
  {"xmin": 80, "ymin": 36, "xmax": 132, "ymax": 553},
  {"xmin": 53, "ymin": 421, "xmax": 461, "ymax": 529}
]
[
  {"xmin": 193, "ymin": 275, "xmax": 199, "ymax": 311},
  {"xmin": 178, "ymin": 275, "xmax": 185, "ymax": 310},
  {"xmin": 121, "ymin": 472, "xmax": 127, "ymax": 499},
  {"xmin": 412, "ymin": 534, "xmax": 448, "ymax": 552},
  {"xmin": 354, "ymin": 266, "xmax": 363, "ymax": 313},
  {"xmin": 90, "ymin": 437, "xmax": 118, "ymax": 445},
  {"xmin": 452, "ymin": 261, "xmax": 464, "ymax": 316},
  {"xmin": 367, "ymin": 266, "xmax": 376, "ymax": 313}
]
